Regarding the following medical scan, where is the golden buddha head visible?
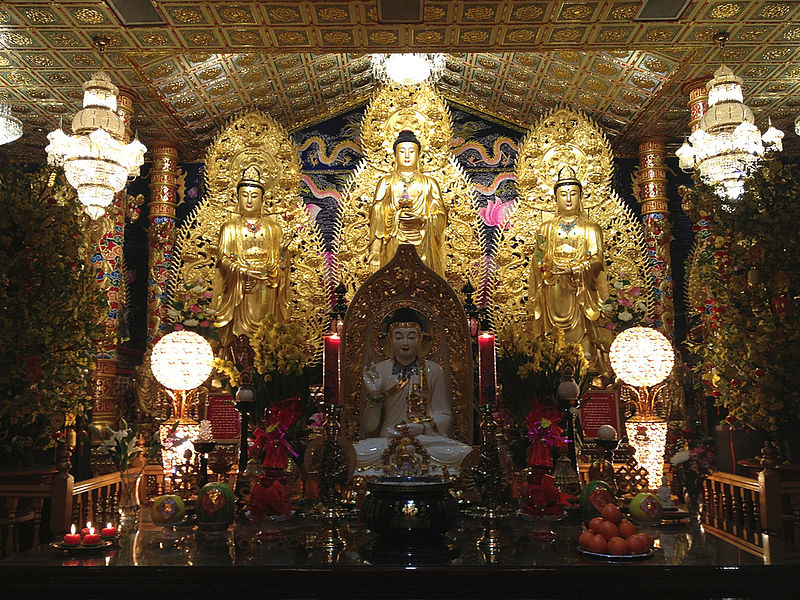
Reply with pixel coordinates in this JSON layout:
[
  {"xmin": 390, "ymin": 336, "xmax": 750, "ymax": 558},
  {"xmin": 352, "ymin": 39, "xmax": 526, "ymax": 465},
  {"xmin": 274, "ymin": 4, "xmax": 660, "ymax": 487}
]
[
  {"xmin": 553, "ymin": 166, "xmax": 583, "ymax": 217},
  {"xmin": 393, "ymin": 130, "xmax": 421, "ymax": 170},
  {"xmin": 236, "ymin": 165, "xmax": 265, "ymax": 217}
]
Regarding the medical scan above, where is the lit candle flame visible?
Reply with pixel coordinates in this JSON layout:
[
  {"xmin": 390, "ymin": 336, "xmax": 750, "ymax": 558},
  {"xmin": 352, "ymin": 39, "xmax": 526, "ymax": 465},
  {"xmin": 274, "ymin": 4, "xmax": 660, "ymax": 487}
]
[
  {"xmin": 70, "ymin": 524, "xmax": 76, "ymax": 535},
  {"xmin": 89, "ymin": 526, "xmax": 95, "ymax": 535},
  {"xmin": 86, "ymin": 520, "xmax": 91, "ymax": 529},
  {"xmin": 107, "ymin": 522, "xmax": 112, "ymax": 529}
]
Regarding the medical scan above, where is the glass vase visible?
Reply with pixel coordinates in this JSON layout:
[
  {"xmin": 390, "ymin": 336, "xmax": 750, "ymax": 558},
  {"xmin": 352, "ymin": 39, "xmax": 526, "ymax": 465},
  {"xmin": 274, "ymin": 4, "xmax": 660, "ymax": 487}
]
[{"xmin": 118, "ymin": 471, "xmax": 142, "ymax": 533}]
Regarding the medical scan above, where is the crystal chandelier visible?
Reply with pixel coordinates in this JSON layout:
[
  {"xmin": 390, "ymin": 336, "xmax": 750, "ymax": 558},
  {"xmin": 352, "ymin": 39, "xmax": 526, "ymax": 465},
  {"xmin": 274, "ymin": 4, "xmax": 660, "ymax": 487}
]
[
  {"xmin": 372, "ymin": 53, "xmax": 445, "ymax": 85},
  {"xmin": 0, "ymin": 104, "xmax": 23, "ymax": 145},
  {"xmin": 676, "ymin": 33, "xmax": 783, "ymax": 201},
  {"xmin": 45, "ymin": 38, "xmax": 146, "ymax": 219}
]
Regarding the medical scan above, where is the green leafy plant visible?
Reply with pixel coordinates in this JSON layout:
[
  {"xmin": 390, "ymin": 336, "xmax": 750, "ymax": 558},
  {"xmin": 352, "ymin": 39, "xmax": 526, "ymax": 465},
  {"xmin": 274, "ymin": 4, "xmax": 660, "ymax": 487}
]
[
  {"xmin": 0, "ymin": 168, "xmax": 107, "ymax": 467},
  {"xmin": 683, "ymin": 160, "xmax": 800, "ymax": 436}
]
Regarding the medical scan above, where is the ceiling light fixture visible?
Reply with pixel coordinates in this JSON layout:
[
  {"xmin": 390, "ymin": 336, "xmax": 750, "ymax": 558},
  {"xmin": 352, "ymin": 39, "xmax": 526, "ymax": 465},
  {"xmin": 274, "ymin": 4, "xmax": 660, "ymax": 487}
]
[
  {"xmin": 372, "ymin": 53, "xmax": 445, "ymax": 86},
  {"xmin": 676, "ymin": 32, "xmax": 783, "ymax": 201},
  {"xmin": 0, "ymin": 103, "xmax": 23, "ymax": 146},
  {"xmin": 45, "ymin": 35, "xmax": 146, "ymax": 219}
]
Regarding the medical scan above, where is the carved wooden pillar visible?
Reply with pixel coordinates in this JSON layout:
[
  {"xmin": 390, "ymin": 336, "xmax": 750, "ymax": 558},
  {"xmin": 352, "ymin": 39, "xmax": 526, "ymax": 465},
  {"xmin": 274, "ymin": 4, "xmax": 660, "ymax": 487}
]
[
  {"xmin": 637, "ymin": 137, "xmax": 675, "ymax": 338},
  {"xmin": 89, "ymin": 89, "xmax": 136, "ymax": 427},
  {"xmin": 146, "ymin": 141, "xmax": 178, "ymax": 347}
]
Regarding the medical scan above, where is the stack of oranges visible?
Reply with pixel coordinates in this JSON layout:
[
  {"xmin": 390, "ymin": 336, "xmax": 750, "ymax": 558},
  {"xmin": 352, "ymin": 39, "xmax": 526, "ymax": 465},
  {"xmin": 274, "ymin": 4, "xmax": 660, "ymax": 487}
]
[{"xmin": 578, "ymin": 503, "xmax": 653, "ymax": 555}]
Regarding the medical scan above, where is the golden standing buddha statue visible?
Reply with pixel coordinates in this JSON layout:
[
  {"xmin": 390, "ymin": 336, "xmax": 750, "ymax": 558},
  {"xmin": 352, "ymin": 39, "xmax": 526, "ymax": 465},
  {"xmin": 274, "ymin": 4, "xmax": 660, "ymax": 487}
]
[
  {"xmin": 528, "ymin": 167, "xmax": 611, "ymax": 372},
  {"xmin": 368, "ymin": 130, "xmax": 447, "ymax": 277},
  {"xmin": 210, "ymin": 166, "xmax": 288, "ymax": 347}
]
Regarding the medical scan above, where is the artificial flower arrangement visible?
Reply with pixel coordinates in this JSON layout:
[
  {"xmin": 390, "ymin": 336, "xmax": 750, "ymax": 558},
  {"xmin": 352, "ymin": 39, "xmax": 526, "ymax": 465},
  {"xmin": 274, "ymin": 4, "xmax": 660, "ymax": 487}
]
[
  {"xmin": 600, "ymin": 270, "xmax": 652, "ymax": 333},
  {"xmin": 525, "ymin": 403, "xmax": 569, "ymax": 468},
  {"xmin": 248, "ymin": 397, "xmax": 300, "ymax": 522},
  {"xmin": 248, "ymin": 313, "xmax": 318, "ymax": 431},
  {"xmin": 168, "ymin": 276, "xmax": 219, "ymax": 340},
  {"xmin": 667, "ymin": 428, "xmax": 717, "ymax": 506},
  {"xmin": 89, "ymin": 418, "xmax": 163, "ymax": 477},
  {"xmin": 496, "ymin": 325, "xmax": 588, "ymax": 467},
  {"xmin": 519, "ymin": 403, "xmax": 571, "ymax": 517}
]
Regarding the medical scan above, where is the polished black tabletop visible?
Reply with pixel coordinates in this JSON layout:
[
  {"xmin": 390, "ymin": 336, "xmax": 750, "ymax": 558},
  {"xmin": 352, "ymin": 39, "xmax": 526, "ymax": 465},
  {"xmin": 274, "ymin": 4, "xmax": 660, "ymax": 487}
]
[{"xmin": 2, "ymin": 510, "xmax": 798, "ymax": 599}]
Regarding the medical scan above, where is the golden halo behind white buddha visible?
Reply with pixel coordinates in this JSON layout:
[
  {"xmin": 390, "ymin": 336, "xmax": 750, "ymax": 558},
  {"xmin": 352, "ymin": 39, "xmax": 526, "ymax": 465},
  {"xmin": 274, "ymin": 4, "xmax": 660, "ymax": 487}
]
[{"xmin": 337, "ymin": 82, "xmax": 484, "ymax": 293}]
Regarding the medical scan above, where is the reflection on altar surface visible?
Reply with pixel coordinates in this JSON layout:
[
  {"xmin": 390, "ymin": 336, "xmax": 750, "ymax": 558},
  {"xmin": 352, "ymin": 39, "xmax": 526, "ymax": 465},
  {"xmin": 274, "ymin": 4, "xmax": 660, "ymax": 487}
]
[{"xmin": 4, "ymin": 510, "xmax": 795, "ymax": 600}]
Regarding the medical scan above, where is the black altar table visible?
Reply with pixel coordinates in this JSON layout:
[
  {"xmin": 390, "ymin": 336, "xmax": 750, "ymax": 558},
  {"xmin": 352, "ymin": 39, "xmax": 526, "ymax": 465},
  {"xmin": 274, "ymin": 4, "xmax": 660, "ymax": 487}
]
[{"xmin": 2, "ymin": 513, "xmax": 798, "ymax": 599}]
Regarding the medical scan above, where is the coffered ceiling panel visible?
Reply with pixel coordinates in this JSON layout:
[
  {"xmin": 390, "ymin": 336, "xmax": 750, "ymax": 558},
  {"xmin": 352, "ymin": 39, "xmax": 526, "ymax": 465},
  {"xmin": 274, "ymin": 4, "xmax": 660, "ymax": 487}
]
[{"xmin": 0, "ymin": 1, "xmax": 799, "ymax": 160}]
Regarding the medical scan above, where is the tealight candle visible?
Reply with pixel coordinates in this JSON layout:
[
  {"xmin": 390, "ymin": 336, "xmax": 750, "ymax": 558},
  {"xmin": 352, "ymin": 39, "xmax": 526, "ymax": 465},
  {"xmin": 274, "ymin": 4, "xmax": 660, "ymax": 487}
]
[
  {"xmin": 80, "ymin": 521, "xmax": 92, "ymax": 538},
  {"xmin": 63, "ymin": 524, "xmax": 81, "ymax": 546},
  {"xmin": 82, "ymin": 526, "xmax": 100, "ymax": 546},
  {"xmin": 101, "ymin": 523, "xmax": 117, "ymax": 538}
]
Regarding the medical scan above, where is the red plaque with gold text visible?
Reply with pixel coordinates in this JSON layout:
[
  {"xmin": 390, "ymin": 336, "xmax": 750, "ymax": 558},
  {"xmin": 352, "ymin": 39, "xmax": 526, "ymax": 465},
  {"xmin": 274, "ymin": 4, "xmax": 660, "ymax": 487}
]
[
  {"xmin": 205, "ymin": 394, "xmax": 240, "ymax": 442},
  {"xmin": 580, "ymin": 390, "xmax": 621, "ymax": 439}
]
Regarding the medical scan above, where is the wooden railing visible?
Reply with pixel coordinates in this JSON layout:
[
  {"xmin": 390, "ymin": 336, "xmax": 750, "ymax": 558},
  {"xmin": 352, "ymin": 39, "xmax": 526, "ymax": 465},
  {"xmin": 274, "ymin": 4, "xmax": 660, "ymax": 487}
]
[
  {"xmin": 702, "ymin": 471, "xmax": 764, "ymax": 556},
  {"xmin": 701, "ymin": 443, "xmax": 800, "ymax": 561}
]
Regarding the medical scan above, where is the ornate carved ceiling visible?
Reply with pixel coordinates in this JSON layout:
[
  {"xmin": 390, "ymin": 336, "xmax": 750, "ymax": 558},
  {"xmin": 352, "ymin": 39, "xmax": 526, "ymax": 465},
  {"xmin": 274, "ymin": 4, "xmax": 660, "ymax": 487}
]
[{"xmin": 1, "ymin": 1, "xmax": 799, "ymax": 160}]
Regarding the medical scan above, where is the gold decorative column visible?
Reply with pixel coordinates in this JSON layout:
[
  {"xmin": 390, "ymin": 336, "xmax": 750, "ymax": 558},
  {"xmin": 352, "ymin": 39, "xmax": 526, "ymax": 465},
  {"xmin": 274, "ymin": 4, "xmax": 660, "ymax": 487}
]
[
  {"xmin": 89, "ymin": 88, "xmax": 136, "ymax": 427},
  {"xmin": 682, "ymin": 78, "xmax": 710, "ymax": 134},
  {"xmin": 146, "ymin": 141, "xmax": 179, "ymax": 347},
  {"xmin": 637, "ymin": 137, "xmax": 675, "ymax": 338}
]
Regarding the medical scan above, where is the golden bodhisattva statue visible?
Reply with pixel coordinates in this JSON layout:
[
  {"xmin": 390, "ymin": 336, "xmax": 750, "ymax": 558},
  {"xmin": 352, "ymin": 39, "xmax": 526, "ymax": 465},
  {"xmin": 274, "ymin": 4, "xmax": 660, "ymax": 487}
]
[
  {"xmin": 368, "ymin": 130, "xmax": 447, "ymax": 277},
  {"xmin": 529, "ymin": 167, "xmax": 611, "ymax": 372},
  {"xmin": 211, "ymin": 166, "xmax": 288, "ymax": 347}
]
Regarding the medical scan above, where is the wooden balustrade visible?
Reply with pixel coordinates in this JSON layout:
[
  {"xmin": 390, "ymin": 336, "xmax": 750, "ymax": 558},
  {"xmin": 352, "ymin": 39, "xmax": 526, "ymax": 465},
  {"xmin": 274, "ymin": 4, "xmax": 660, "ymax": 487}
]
[
  {"xmin": 701, "ymin": 470, "xmax": 764, "ymax": 556},
  {"xmin": 701, "ymin": 443, "xmax": 800, "ymax": 561}
]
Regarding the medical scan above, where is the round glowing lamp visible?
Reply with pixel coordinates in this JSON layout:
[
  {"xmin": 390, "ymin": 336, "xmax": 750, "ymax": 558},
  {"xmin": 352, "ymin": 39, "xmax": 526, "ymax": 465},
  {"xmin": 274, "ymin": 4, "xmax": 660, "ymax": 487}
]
[
  {"xmin": 151, "ymin": 330, "xmax": 214, "ymax": 394},
  {"xmin": 610, "ymin": 326, "xmax": 674, "ymax": 389},
  {"xmin": 610, "ymin": 327, "xmax": 674, "ymax": 491},
  {"xmin": 151, "ymin": 331, "xmax": 214, "ymax": 483}
]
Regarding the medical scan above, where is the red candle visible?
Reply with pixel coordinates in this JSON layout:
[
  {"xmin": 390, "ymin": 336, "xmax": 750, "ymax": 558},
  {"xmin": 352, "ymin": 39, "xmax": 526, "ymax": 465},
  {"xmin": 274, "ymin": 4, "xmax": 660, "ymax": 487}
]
[
  {"xmin": 323, "ymin": 333, "xmax": 341, "ymax": 405},
  {"xmin": 82, "ymin": 527, "xmax": 100, "ymax": 546},
  {"xmin": 101, "ymin": 523, "xmax": 117, "ymax": 538},
  {"xmin": 477, "ymin": 331, "xmax": 496, "ymax": 405},
  {"xmin": 63, "ymin": 524, "xmax": 81, "ymax": 546},
  {"xmin": 80, "ymin": 521, "xmax": 92, "ymax": 538}
]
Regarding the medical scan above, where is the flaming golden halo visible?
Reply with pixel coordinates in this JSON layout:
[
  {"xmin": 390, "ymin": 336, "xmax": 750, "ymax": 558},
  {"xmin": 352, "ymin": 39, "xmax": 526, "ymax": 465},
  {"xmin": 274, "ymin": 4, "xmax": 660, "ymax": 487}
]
[{"xmin": 338, "ymin": 83, "xmax": 485, "ymax": 293}]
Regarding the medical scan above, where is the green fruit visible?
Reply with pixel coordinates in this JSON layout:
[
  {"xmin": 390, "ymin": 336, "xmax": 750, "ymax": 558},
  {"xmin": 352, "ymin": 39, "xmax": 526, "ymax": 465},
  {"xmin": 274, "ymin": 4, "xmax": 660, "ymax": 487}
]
[
  {"xmin": 196, "ymin": 482, "xmax": 235, "ymax": 525},
  {"xmin": 629, "ymin": 492, "xmax": 663, "ymax": 522},
  {"xmin": 150, "ymin": 494, "xmax": 186, "ymax": 524},
  {"xmin": 579, "ymin": 480, "xmax": 616, "ymax": 522}
]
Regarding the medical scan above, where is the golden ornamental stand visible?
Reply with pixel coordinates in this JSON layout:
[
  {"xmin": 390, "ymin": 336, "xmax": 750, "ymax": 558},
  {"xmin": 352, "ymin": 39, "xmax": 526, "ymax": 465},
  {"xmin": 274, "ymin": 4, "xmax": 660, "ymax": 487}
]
[
  {"xmin": 314, "ymin": 404, "xmax": 348, "ymax": 552},
  {"xmin": 474, "ymin": 404, "xmax": 506, "ymax": 552}
]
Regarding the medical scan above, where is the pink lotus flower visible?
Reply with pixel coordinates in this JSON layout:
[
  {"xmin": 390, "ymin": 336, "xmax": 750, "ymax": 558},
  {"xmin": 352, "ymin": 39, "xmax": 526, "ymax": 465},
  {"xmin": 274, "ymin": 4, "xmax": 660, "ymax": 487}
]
[
  {"xmin": 202, "ymin": 291, "xmax": 213, "ymax": 299},
  {"xmin": 199, "ymin": 320, "xmax": 209, "ymax": 328},
  {"xmin": 190, "ymin": 304, "xmax": 202, "ymax": 314},
  {"xmin": 480, "ymin": 197, "xmax": 512, "ymax": 230}
]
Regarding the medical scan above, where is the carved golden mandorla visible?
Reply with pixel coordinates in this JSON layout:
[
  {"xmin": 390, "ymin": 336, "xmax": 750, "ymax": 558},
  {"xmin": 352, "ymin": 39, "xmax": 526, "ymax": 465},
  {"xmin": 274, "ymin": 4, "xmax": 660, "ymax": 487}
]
[
  {"xmin": 337, "ymin": 82, "xmax": 485, "ymax": 293},
  {"xmin": 170, "ymin": 111, "xmax": 329, "ymax": 358},
  {"xmin": 339, "ymin": 246, "xmax": 474, "ymax": 445},
  {"xmin": 494, "ymin": 107, "xmax": 654, "ymax": 329}
]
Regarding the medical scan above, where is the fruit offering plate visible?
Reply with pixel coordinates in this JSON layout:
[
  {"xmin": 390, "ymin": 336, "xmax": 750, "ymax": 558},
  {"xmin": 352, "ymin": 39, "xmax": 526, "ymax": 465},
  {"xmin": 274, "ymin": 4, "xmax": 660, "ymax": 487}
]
[
  {"xmin": 50, "ymin": 540, "xmax": 114, "ymax": 553},
  {"xmin": 578, "ymin": 548, "xmax": 654, "ymax": 561}
]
